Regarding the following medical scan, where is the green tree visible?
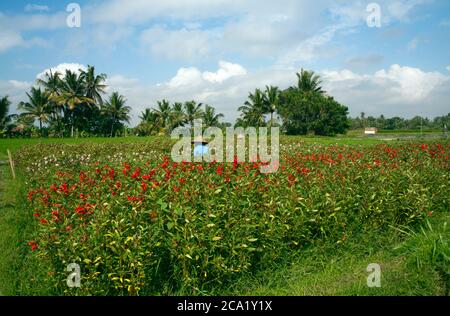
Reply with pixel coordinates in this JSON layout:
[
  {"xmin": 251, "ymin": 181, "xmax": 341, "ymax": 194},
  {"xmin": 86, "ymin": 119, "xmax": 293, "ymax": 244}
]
[
  {"xmin": 202, "ymin": 105, "xmax": 224, "ymax": 128},
  {"xmin": 0, "ymin": 96, "xmax": 12, "ymax": 134},
  {"xmin": 296, "ymin": 68, "xmax": 325, "ymax": 94},
  {"xmin": 184, "ymin": 101, "xmax": 203, "ymax": 128},
  {"xmin": 53, "ymin": 70, "xmax": 93, "ymax": 137},
  {"xmin": 81, "ymin": 65, "xmax": 107, "ymax": 106},
  {"xmin": 237, "ymin": 89, "xmax": 267, "ymax": 127},
  {"xmin": 18, "ymin": 87, "xmax": 52, "ymax": 135},
  {"xmin": 264, "ymin": 85, "xmax": 280, "ymax": 127},
  {"xmin": 154, "ymin": 99, "xmax": 173, "ymax": 133},
  {"xmin": 101, "ymin": 92, "xmax": 131, "ymax": 137},
  {"xmin": 278, "ymin": 87, "xmax": 349, "ymax": 136}
]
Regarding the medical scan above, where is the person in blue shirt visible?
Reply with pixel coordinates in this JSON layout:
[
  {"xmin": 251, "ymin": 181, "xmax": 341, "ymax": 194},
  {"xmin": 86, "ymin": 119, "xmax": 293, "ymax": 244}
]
[{"xmin": 192, "ymin": 136, "xmax": 209, "ymax": 157}]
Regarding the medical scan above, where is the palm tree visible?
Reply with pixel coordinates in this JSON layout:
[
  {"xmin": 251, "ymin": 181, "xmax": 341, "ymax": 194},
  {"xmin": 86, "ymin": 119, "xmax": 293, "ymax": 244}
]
[
  {"xmin": 36, "ymin": 70, "xmax": 64, "ymax": 136},
  {"xmin": 296, "ymin": 68, "xmax": 325, "ymax": 94},
  {"xmin": 264, "ymin": 85, "xmax": 280, "ymax": 128},
  {"xmin": 18, "ymin": 87, "xmax": 52, "ymax": 135},
  {"xmin": 37, "ymin": 70, "xmax": 61, "ymax": 101},
  {"xmin": 101, "ymin": 92, "xmax": 131, "ymax": 137},
  {"xmin": 184, "ymin": 100, "xmax": 203, "ymax": 128},
  {"xmin": 170, "ymin": 102, "xmax": 186, "ymax": 129},
  {"xmin": 0, "ymin": 96, "xmax": 11, "ymax": 131},
  {"xmin": 238, "ymin": 89, "xmax": 267, "ymax": 126},
  {"xmin": 80, "ymin": 65, "xmax": 107, "ymax": 106},
  {"xmin": 138, "ymin": 108, "xmax": 161, "ymax": 135},
  {"xmin": 154, "ymin": 99, "xmax": 172, "ymax": 132},
  {"xmin": 202, "ymin": 105, "xmax": 224, "ymax": 128},
  {"xmin": 139, "ymin": 108, "xmax": 153, "ymax": 122},
  {"xmin": 54, "ymin": 70, "xmax": 93, "ymax": 137}
]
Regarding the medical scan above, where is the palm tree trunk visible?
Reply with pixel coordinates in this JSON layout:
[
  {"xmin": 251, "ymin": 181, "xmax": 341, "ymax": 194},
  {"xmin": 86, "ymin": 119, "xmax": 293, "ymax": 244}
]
[
  {"xmin": 71, "ymin": 114, "xmax": 74, "ymax": 138},
  {"xmin": 110, "ymin": 114, "xmax": 115, "ymax": 137},
  {"xmin": 39, "ymin": 119, "xmax": 42, "ymax": 137},
  {"xmin": 270, "ymin": 112, "xmax": 273, "ymax": 129}
]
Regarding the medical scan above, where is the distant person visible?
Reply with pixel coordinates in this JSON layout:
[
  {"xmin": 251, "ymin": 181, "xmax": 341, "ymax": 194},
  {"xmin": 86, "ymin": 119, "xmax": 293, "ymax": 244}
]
[{"xmin": 192, "ymin": 136, "xmax": 209, "ymax": 157}]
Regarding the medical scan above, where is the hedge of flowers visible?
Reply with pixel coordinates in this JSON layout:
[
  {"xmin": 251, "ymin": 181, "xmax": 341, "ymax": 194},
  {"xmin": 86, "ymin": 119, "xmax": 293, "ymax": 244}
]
[{"xmin": 17, "ymin": 139, "xmax": 449, "ymax": 295}]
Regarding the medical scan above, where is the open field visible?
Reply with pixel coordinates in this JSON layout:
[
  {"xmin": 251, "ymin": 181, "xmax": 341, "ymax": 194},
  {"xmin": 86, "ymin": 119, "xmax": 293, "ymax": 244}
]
[{"xmin": 0, "ymin": 135, "xmax": 449, "ymax": 296}]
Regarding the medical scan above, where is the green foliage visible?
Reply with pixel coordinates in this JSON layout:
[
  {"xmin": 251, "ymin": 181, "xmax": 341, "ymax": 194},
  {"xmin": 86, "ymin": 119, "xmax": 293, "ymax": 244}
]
[{"xmin": 278, "ymin": 88, "xmax": 349, "ymax": 136}]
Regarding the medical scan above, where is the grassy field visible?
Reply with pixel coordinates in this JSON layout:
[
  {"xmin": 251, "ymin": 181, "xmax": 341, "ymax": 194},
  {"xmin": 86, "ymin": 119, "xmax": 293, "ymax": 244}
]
[{"xmin": 0, "ymin": 135, "xmax": 448, "ymax": 296}]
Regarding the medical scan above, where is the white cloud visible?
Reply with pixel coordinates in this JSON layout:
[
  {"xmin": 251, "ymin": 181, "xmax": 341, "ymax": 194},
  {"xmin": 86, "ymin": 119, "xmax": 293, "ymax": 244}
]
[
  {"xmin": 167, "ymin": 61, "xmax": 247, "ymax": 88},
  {"xmin": 36, "ymin": 63, "xmax": 87, "ymax": 80},
  {"xmin": 167, "ymin": 68, "xmax": 204, "ymax": 88},
  {"xmin": 322, "ymin": 64, "xmax": 450, "ymax": 117},
  {"xmin": 24, "ymin": 4, "xmax": 49, "ymax": 12},
  {"xmin": 203, "ymin": 61, "xmax": 247, "ymax": 83}
]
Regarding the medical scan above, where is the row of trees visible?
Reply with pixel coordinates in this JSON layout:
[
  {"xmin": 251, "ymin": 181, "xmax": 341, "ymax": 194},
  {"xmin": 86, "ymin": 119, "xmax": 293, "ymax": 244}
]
[
  {"xmin": 1, "ymin": 65, "xmax": 448, "ymax": 138},
  {"xmin": 350, "ymin": 113, "xmax": 449, "ymax": 131},
  {"xmin": 136, "ymin": 100, "xmax": 228, "ymax": 136},
  {"xmin": 236, "ymin": 69, "xmax": 350, "ymax": 136},
  {"xmin": 1, "ymin": 66, "xmax": 132, "ymax": 138}
]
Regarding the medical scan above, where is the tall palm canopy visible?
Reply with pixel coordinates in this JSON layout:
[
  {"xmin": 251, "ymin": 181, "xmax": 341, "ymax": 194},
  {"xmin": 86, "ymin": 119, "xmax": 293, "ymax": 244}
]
[
  {"xmin": 296, "ymin": 68, "xmax": 325, "ymax": 94},
  {"xmin": 238, "ymin": 88, "xmax": 267, "ymax": 126},
  {"xmin": 184, "ymin": 101, "xmax": 203, "ymax": 127},
  {"xmin": 18, "ymin": 87, "xmax": 52, "ymax": 132},
  {"xmin": 202, "ymin": 104, "xmax": 224, "ymax": 128},
  {"xmin": 0, "ymin": 96, "xmax": 12, "ymax": 130},
  {"xmin": 81, "ymin": 65, "xmax": 107, "ymax": 105},
  {"xmin": 264, "ymin": 85, "xmax": 280, "ymax": 127},
  {"xmin": 101, "ymin": 92, "xmax": 131, "ymax": 137}
]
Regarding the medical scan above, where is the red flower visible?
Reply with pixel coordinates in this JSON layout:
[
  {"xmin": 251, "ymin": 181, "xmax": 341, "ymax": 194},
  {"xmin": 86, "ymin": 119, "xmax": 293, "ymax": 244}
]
[
  {"xmin": 40, "ymin": 218, "xmax": 47, "ymax": 224},
  {"xmin": 79, "ymin": 171, "xmax": 87, "ymax": 182},
  {"xmin": 179, "ymin": 178, "xmax": 186, "ymax": 185},
  {"xmin": 28, "ymin": 241, "xmax": 38, "ymax": 251},
  {"xmin": 141, "ymin": 181, "xmax": 148, "ymax": 192},
  {"xmin": 131, "ymin": 168, "xmax": 141, "ymax": 179},
  {"xmin": 33, "ymin": 213, "xmax": 41, "ymax": 218},
  {"xmin": 127, "ymin": 196, "xmax": 141, "ymax": 202},
  {"xmin": 75, "ymin": 205, "xmax": 86, "ymax": 215},
  {"xmin": 66, "ymin": 225, "xmax": 72, "ymax": 232},
  {"xmin": 216, "ymin": 166, "xmax": 223, "ymax": 176}
]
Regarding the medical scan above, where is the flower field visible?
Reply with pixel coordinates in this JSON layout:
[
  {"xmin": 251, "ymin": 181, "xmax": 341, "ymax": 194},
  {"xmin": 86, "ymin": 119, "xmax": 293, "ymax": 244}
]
[{"xmin": 13, "ymin": 138, "xmax": 450, "ymax": 295}]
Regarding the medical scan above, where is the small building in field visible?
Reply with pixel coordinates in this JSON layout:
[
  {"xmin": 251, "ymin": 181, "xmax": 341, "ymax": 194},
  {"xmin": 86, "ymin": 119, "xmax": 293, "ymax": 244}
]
[{"xmin": 364, "ymin": 127, "xmax": 378, "ymax": 135}]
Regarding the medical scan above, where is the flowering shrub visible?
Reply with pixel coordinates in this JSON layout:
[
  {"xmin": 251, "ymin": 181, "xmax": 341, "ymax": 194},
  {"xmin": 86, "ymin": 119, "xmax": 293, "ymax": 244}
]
[{"xmin": 19, "ymin": 140, "xmax": 449, "ymax": 295}]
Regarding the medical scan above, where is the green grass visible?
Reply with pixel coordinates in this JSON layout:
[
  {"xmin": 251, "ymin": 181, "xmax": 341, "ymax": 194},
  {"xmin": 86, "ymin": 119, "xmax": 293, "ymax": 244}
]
[
  {"xmin": 0, "ymin": 164, "xmax": 55, "ymax": 295},
  {"xmin": 0, "ymin": 133, "xmax": 420, "ymax": 157},
  {"xmin": 0, "ymin": 136, "xmax": 157, "ymax": 156},
  {"xmin": 222, "ymin": 213, "xmax": 449, "ymax": 296}
]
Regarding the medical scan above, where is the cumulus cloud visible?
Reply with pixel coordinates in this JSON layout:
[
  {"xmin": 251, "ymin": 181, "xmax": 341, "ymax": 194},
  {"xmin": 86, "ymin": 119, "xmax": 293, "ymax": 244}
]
[
  {"xmin": 322, "ymin": 64, "xmax": 450, "ymax": 117},
  {"xmin": 203, "ymin": 61, "xmax": 247, "ymax": 83},
  {"xmin": 36, "ymin": 63, "xmax": 87, "ymax": 80},
  {"xmin": 167, "ymin": 61, "xmax": 247, "ymax": 87}
]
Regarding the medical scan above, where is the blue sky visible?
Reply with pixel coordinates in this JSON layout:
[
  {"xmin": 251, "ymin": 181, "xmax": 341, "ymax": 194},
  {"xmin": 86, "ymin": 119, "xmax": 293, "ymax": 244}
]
[{"xmin": 1, "ymin": 0, "xmax": 449, "ymax": 125}]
